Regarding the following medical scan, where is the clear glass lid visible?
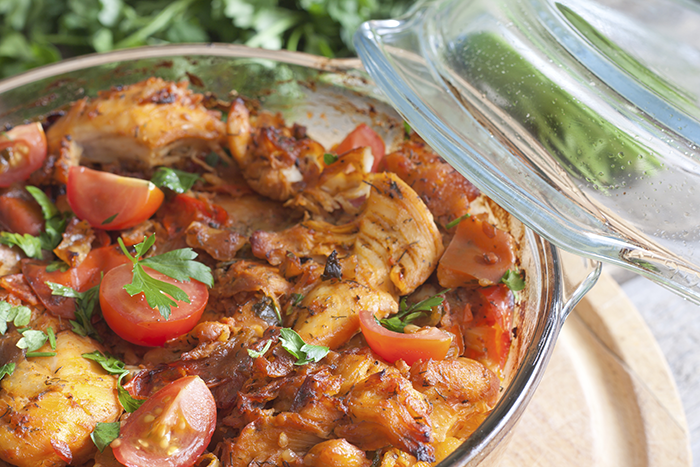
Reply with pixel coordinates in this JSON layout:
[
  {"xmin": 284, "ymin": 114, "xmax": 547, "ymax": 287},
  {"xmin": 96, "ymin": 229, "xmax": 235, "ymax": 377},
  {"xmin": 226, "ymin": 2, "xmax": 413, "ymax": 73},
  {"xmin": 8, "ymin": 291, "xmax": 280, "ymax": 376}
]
[{"xmin": 355, "ymin": 0, "xmax": 700, "ymax": 304}]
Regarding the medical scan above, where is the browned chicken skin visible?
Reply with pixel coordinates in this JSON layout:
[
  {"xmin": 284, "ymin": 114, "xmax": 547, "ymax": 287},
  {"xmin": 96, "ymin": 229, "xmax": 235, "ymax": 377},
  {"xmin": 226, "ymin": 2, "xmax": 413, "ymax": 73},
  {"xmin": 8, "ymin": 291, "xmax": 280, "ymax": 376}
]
[{"xmin": 46, "ymin": 78, "xmax": 227, "ymax": 172}]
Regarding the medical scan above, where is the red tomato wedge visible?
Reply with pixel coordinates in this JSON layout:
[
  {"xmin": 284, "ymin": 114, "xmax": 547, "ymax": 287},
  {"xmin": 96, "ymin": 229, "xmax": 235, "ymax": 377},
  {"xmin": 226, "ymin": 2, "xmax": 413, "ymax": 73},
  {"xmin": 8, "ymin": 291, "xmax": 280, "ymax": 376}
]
[
  {"xmin": 67, "ymin": 166, "xmax": 164, "ymax": 230},
  {"xmin": 438, "ymin": 215, "xmax": 516, "ymax": 287},
  {"xmin": 0, "ymin": 186, "xmax": 44, "ymax": 235},
  {"xmin": 21, "ymin": 244, "xmax": 130, "ymax": 319},
  {"xmin": 0, "ymin": 122, "xmax": 47, "ymax": 187},
  {"xmin": 335, "ymin": 123, "xmax": 385, "ymax": 172},
  {"xmin": 463, "ymin": 284, "xmax": 514, "ymax": 370},
  {"xmin": 100, "ymin": 263, "xmax": 208, "ymax": 347},
  {"xmin": 358, "ymin": 309, "xmax": 452, "ymax": 366},
  {"xmin": 113, "ymin": 376, "xmax": 216, "ymax": 467}
]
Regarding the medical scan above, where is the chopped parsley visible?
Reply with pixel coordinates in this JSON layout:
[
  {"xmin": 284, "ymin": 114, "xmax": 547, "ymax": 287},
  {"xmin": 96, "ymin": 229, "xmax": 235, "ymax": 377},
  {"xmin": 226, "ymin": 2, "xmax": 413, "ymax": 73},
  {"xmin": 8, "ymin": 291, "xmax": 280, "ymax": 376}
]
[
  {"xmin": 501, "ymin": 269, "xmax": 526, "ymax": 291},
  {"xmin": 247, "ymin": 340, "xmax": 273, "ymax": 359},
  {"xmin": 91, "ymin": 421, "xmax": 120, "ymax": 452},
  {"xmin": 380, "ymin": 289, "xmax": 450, "ymax": 333},
  {"xmin": 323, "ymin": 153, "xmax": 339, "ymax": 165},
  {"xmin": 445, "ymin": 213, "xmax": 470, "ymax": 230},
  {"xmin": 82, "ymin": 350, "xmax": 144, "ymax": 413},
  {"xmin": 279, "ymin": 328, "xmax": 329, "ymax": 365},
  {"xmin": 151, "ymin": 167, "xmax": 200, "ymax": 194},
  {"xmin": 48, "ymin": 281, "xmax": 102, "ymax": 342}
]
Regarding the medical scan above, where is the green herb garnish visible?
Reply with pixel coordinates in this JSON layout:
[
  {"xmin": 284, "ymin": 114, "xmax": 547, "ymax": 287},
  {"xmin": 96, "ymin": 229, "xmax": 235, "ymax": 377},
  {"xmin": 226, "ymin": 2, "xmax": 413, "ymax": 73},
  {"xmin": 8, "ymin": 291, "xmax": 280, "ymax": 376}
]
[
  {"xmin": 324, "ymin": 153, "xmax": 338, "ymax": 165},
  {"xmin": 279, "ymin": 328, "xmax": 329, "ymax": 365},
  {"xmin": 247, "ymin": 340, "xmax": 272, "ymax": 359},
  {"xmin": 0, "ymin": 232, "xmax": 43, "ymax": 259},
  {"xmin": 501, "ymin": 269, "xmax": 526, "ymax": 292},
  {"xmin": 91, "ymin": 421, "xmax": 120, "ymax": 452},
  {"xmin": 380, "ymin": 289, "xmax": 450, "ymax": 333},
  {"xmin": 118, "ymin": 235, "xmax": 213, "ymax": 320},
  {"xmin": 0, "ymin": 363, "xmax": 15, "ymax": 381},
  {"xmin": 82, "ymin": 350, "xmax": 144, "ymax": 413},
  {"xmin": 151, "ymin": 167, "xmax": 200, "ymax": 194},
  {"xmin": 48, "ymin": 281, "xmax": 102, "ymax": 342},
  {"xmin": 445, "ymin": 214, "xmax": 470, "ymax": 230}
]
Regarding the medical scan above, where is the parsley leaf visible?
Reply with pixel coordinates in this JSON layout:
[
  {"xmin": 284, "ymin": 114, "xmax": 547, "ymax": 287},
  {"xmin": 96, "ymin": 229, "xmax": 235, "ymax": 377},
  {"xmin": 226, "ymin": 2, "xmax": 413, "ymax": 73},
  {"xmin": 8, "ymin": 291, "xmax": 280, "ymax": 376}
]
[
  {"xmin": 118, "ymin": 235, "xmax": 213, "ymax": 320},
  {"xmin": 0, "ymin": 232, "xmax": 43, "ymax": 259},
  {"xmin": 247, "ymin": 340, "xmax": 272, "ymax": 358},
  {"xmin": 445, "ymin": 214, "xmax": 470, "ymax": 230},
  {"xmin": 82, "ymin": 350, "xmax": 127, "ymax": 374},
  {"xmin": 82, "ymin": 350, "xmax": 144, "ymax": 412},
  {"xmin": 26, "ymin": 185, "xmax": 68, "ymax": 251},
  {"xmin": 0, "ymin": 363, "xmax": 15, "ymax": 381},
  {"xmin": 380, "ymin": 289, "xmax": 450, "ymax": 333},
  {"xmin": 151, "ymin": 167, "xmax": 200, "ymax": 194},
  {"xmin": 279, "ymin": 328, "xmax": 329, "ymax": 365},
  {"xmin": 25, "ymin": 186, "xmax": 58, "ymax": 219},
  {"xmin": 0, "ymin": 301, "xmax": 32, "ymax": 335},
  {"xmin": 17, "ymin": 329, "xmax": 48, "ymax": 352},
  {"xmin": 91, "ymin": 421, "xmax": 120, "ymax": 452},
  {"xmin": 46, "ymin": 261, "xmax": 70, "ymax": 272},
  {"xmin": 501, "ymin": 269, "xmax": 526, "ymax": 291},
  {"xmin": 48, "ymin": 281, "xmax": 102, "ymax": 342},
  {"xmin": 323, "ymin": 153, "xmax": 338, "ymax": 165}
]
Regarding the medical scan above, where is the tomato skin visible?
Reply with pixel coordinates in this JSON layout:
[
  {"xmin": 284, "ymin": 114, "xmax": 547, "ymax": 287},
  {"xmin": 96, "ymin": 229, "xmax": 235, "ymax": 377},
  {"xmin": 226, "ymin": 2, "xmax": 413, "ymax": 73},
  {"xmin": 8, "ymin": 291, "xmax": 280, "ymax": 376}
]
[
  {"xmin": 335, "ymin": 123, "xmax": 385, "ymax": 172},
  {"xmin": 358, "ymin": 309, "xmax": 452, "ymax": 366},
  {"xmin": 0, "ymin": 123, "xmax": 47, "ymax": 187},
  {"xmin": 21, "ymin": 244, "xmax": 130, "ymax": 319},
  {"xmin": 463, "ymin": 284, "xmax": 514, "ymax": 370},
  {"xmin": 67, "ymin": 166, "xmax": 164, "ymax": 230},
  {"xmin": 438, "ymin": 215, "xmax": 516, "ymax": 287},
  {"xmin": 113, "ymin": 376, "xmax": 216, "ymax": 467},
  {"xmin": 159, "ymin": 193, "xmax": 229, "ymax": 238},
  {"xmin": 0, "ymin": 186, "xmax": 44, "ymax": 235},
  {"xmin": 100, "ymin": 263, "xmax": 208, "ymax": 347}
]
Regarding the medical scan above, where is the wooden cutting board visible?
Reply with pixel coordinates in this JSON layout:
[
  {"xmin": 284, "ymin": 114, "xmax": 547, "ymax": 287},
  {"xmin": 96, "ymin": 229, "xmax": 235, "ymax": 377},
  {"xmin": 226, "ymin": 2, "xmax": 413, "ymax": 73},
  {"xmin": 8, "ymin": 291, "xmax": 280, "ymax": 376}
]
[{"xmin": 499, "ymin": 272, "xmax": 691, "ymax": 466}]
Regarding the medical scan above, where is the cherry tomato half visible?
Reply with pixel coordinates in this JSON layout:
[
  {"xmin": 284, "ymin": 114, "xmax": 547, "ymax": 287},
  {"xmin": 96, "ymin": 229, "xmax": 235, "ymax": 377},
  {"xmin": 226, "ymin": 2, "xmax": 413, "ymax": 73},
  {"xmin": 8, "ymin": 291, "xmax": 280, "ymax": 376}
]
[
  {"xmin": 358, "ymin": 308, "xmax": 452, "ymax": 366},
  {"xmin": 100, "ymin": 263, "xmax": 208, "ymax": 346},
  {"xmin": 21, "ymin": 244, "xmax": 130, "ymax": 319},
  {"xmin": 113, "ymin": 376, "xmax": 216, "ymax": 467},
  {"xmin": 0, "ymin": 123, "xmax": 47, "ymax": 187},
  {"xmin": 67, "ymin": 166, "xmax": 164, "ymax": 230},
  {"xmin": 334, "ymin": 123, "xmax": 385, "ymax": 172},
  {"xmin": 438, "ymin": 215, "xmax": 516, "ymax": 287}
]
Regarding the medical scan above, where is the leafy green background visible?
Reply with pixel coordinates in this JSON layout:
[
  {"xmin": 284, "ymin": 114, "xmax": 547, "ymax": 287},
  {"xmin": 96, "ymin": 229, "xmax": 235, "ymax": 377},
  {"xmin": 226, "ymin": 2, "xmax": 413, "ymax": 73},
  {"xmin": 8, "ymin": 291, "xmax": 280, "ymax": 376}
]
[{"xmin": 0, "ymin": 0, "xmax": 414, "ymax": 79}]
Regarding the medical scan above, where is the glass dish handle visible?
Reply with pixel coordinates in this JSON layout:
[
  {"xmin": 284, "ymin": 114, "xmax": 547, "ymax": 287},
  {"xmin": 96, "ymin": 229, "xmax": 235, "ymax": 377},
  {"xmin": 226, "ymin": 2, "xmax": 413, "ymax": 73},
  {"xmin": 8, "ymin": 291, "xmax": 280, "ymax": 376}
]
[{"xmin": 558, "ymin": 249, "xmax": 602, "ymax": 323}]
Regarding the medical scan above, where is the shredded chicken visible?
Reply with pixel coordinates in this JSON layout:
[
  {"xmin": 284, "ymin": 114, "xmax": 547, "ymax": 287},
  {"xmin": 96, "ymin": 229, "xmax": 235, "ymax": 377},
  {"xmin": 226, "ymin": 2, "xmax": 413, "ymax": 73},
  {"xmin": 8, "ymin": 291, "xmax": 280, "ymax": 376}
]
[{"xmin": 226, "ymin": 99, "xmax": 325, "ymax": 201}]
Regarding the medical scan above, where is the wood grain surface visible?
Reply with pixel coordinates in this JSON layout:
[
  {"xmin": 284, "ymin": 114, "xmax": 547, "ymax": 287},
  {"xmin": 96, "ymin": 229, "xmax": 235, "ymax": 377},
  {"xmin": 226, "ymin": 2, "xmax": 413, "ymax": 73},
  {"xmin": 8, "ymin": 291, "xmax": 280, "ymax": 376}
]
[{"xmin": 498, "ymin": 270, "xmax": 691, "ymax": 466}]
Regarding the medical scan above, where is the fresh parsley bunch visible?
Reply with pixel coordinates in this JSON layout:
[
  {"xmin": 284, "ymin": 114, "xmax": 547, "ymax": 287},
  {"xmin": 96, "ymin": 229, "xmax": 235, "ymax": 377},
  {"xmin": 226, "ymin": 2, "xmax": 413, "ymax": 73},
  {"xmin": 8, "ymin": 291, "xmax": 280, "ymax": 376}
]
[{"xmin": 0, "ymin": 0, "xmax": 416, "ymax": 79}]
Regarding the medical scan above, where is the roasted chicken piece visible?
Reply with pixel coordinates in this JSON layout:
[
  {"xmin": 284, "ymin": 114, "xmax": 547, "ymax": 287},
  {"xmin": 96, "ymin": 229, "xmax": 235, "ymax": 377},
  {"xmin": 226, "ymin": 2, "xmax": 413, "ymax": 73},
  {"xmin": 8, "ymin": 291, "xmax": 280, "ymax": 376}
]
[
  {"xmin": 227, "ymin": 99, "xmax": 326, "ymax": 201},
  {"xmin": 409, "ymin": 358, "xmax": 499, "ymax": 441},
  {"xmin": 289, "ymin": 146, "xmax": 374, "ymax": 219},
  {"xmin": 383, "ymin": 136, "xmax": 480, "ymax": 228},
  {"xmin": 291, "ymin": 281, "xmax": 397, "ymax": 349},
  {"xmin": 46, "ymin": 78, "xmax": 226, "ymax": 170},
  {"xmin": 336, "ymin": 367, "xmax": 435, "ymax": 462},
  {"xmin": 303, "ymin": 439, "xmax": 371, "ymax": 467},
  {"xmin": 253, "ymin": 172, "xmax": 444, "ymax": 297},
  {"xmin": 0, "ymin": 332, "xmax": 121, "ymax": 467}
]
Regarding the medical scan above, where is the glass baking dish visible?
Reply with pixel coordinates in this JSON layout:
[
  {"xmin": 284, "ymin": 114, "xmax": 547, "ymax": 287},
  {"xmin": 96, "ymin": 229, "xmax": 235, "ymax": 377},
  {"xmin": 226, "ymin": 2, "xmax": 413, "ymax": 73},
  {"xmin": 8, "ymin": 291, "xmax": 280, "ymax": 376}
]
[{"xmin": 0, "ymin": 45, "xmax": 600, "ymax": 465}]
